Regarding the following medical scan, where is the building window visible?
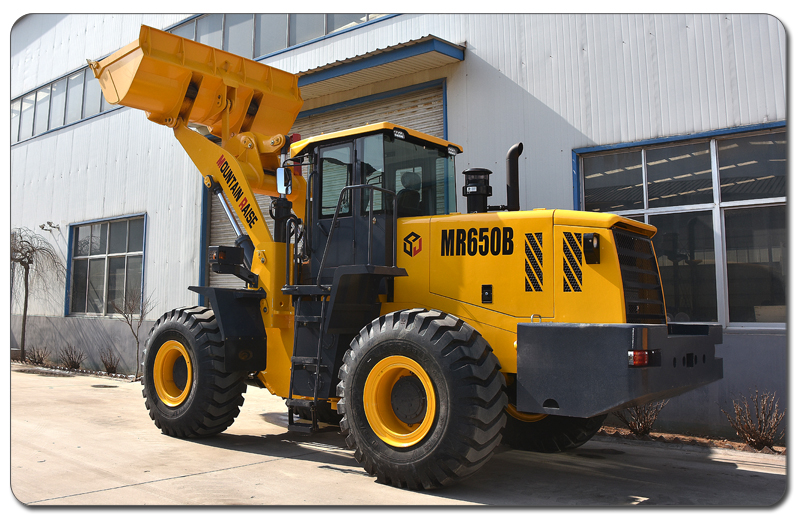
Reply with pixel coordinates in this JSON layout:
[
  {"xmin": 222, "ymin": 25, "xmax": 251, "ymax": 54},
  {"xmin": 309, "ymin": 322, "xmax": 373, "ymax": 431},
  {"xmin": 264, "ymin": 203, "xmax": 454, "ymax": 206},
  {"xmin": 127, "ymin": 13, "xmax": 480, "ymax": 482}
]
[
  {"xmin": 11, "ymin": 13, "xmax": 386, "ymax": 144},
  {"xmin": 580, "ymin": 127, "xmax": 786, "ymax": 327},
  {"xmin": 69, "ymin": 216, "xmax": 145, "ymax": 315},
  {"xmin": 171, "ymin": 13, "xmax": 381, "ymax": 59},
  {"xmin": 255, "ymin": 14, "xmax": 288, "ymax": 57},
  {"xmin": 289, "ymin": 14, "xmax": 325, "ymax": 46}
]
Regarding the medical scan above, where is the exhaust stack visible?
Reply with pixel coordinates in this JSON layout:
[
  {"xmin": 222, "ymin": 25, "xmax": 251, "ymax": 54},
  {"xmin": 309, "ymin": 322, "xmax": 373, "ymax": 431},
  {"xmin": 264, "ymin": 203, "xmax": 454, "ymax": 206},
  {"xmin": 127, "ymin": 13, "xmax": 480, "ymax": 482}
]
[{"xmin": 505, "ymin": 142, "xmax": 523, "ymax": 212}]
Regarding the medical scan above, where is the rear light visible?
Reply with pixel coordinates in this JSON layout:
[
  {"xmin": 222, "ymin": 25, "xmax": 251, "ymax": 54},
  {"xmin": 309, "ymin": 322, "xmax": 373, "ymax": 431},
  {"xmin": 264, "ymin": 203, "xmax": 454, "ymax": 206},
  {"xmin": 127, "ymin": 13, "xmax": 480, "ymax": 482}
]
[{"xmin": 628, "ymin": 349, "xmax": 661, "ymax": 367}]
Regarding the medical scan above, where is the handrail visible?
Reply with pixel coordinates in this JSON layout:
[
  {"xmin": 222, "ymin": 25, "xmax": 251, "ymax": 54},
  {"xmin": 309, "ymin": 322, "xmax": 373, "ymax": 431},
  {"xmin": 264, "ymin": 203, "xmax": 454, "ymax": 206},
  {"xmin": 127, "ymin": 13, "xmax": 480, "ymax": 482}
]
[{"xmin": 316, "ymin": 184, "xmax": 398, "ymax": 288}]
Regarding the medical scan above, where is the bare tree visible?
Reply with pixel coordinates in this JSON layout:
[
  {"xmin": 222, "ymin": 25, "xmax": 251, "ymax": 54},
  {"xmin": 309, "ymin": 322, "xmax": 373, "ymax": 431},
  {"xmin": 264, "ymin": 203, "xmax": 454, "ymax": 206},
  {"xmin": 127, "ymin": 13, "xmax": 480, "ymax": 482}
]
[
  {"xmin": 111, "ymin": 288, "xmax": 154, "ymax": 379},
  {"xmin": 11, "ymin": 228, "xmax": 66, "ymax": 361}
]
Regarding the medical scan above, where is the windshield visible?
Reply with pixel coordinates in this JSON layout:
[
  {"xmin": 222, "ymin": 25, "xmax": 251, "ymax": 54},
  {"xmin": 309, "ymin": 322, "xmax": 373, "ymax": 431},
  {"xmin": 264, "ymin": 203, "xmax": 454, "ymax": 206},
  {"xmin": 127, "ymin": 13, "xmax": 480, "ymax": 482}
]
[{"xmin": 361, "ymin": 133, "xmax": 457, "ymax": 217}]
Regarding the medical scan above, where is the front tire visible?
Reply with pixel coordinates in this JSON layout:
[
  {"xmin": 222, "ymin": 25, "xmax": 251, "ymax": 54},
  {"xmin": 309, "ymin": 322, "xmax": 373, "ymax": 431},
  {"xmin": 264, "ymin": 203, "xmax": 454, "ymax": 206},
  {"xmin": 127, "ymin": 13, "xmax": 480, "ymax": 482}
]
[
  {"xmin": 337, "ymin": 309, "xmax": 507, "ymax": 489},
  {"xmin": 142, "ymin": 306, "xmax": 247, "ymax": 438}
]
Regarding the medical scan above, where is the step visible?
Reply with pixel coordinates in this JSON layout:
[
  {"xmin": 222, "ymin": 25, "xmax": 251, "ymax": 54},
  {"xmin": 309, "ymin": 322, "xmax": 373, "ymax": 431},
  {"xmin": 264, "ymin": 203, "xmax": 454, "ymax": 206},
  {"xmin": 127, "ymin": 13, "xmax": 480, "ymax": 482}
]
[
  {"xmin": 281, "ymin": 285, "xmax": 331, "ymax": 296},
  {"xmin": 286, "ymin": 398, "xmax": 317, "ymax": 409},
  {"xmin": 287, "ymin": 423, "xmax": 315, "ymax": 434},
  {"xmin": 291, "ymin": 356, "xmax": 327, "ymax": 369}
]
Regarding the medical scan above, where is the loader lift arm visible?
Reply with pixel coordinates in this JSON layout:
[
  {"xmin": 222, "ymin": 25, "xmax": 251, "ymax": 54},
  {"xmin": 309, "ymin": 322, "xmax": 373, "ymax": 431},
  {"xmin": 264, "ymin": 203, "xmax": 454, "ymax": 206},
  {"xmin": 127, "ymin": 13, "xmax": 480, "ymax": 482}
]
[{"xmin": 89, "ymin": 24, "xmax": 305, "ymax": 332}]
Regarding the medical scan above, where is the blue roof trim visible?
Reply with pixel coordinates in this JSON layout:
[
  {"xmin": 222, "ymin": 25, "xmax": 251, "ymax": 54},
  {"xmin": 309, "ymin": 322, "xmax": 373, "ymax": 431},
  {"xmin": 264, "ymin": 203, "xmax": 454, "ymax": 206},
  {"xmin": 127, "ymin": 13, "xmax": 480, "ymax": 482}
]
[
  {"xmin": 298, "ymin": 37, "xmax": 464, "ymax": 87},
  {"xmin": 574, "ymin": 121, "xmax": 787, "ymax": 155},
  {"xmin": 296, "ymin": 78, "xmax": 447, "ymax": 120},
  {"xmin": 571, "ymin": 121, "xmax": 787, "ymax": 212}
]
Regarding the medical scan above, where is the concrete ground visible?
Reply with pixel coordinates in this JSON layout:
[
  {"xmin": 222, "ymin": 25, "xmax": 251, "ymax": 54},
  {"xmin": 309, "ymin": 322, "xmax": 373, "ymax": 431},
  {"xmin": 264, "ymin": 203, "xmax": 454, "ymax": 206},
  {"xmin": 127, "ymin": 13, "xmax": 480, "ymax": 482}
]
[{"xmin": 9, "ymin": 364, "xmax": 787, "ymax": 507}]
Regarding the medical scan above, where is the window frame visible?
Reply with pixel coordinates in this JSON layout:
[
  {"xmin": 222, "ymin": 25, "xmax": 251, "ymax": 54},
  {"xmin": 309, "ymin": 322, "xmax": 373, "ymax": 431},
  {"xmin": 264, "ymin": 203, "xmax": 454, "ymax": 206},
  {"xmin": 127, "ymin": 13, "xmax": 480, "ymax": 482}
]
[
  {"xmin": 576, "ymin": 124, "xmax": 786, "ymax": 330},
  {"xmin": 65, "ymin": 214, "xmax": 147, "ymax": 318}
]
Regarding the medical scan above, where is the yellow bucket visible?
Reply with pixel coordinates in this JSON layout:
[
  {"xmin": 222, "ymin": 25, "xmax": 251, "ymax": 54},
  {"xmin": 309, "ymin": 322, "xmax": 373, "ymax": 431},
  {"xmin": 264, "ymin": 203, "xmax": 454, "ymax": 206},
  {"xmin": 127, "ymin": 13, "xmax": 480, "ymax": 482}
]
[{"xmin": 89, "ymin": 25, "xmax": 303, "ymax": 138}]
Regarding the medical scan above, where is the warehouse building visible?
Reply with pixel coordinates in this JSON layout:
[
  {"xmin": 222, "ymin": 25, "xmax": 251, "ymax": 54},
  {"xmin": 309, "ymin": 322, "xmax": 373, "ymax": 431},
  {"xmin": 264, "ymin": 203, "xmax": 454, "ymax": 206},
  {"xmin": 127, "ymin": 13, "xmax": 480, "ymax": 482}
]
[{"xmin": 10, "ymin": 13, "xmax": 786, "ymax": 438}]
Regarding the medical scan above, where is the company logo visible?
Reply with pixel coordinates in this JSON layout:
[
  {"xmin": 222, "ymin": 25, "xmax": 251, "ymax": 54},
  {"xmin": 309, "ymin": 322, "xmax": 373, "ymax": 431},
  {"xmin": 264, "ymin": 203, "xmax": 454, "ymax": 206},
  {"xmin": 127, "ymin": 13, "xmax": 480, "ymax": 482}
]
[
  {"xmin": 216, "ymin": 155, "xmax": 259, "ymax": 229},
  {"xmin": 403, "ymin": 232, "xmax": 423, "ymax": 257}
]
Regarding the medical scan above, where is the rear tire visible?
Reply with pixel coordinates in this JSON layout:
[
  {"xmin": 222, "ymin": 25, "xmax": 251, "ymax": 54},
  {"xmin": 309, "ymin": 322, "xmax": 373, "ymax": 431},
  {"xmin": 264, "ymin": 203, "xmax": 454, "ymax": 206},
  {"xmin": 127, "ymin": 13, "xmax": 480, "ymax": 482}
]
[
  {"xmin": 503, "ymin": 407, "xmax": 607, "ymax": 453},
  {"xmin": 337, "ymin": 309, "xmax": 507, "ymax": 489},
  {"xmin": 142, "ymin": 306, "xmax": 247, "ymax": 438}
]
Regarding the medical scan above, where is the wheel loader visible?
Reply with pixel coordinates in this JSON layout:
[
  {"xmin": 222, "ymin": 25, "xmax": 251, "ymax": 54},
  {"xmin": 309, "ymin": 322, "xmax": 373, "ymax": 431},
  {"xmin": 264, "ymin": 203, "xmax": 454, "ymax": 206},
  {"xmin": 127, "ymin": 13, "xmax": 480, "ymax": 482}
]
[{"xmin": 89, "ymin": 25, "xmax": 723, "ymax": 490}]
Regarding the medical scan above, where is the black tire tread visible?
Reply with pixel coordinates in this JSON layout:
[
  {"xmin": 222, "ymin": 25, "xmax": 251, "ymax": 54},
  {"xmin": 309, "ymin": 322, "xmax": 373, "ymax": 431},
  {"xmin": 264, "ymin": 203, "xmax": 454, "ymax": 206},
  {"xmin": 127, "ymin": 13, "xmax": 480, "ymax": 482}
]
[
  {"xmin": 337, "ymin": 309, "xmax": 507, "ymax": 490},
  {"xmin": 142, "ymin": 306, "xmax": 246, "ymax": 438},
  {"xmin": 503, "ymin": 412, "xmax": 607, "ymax": 453}
]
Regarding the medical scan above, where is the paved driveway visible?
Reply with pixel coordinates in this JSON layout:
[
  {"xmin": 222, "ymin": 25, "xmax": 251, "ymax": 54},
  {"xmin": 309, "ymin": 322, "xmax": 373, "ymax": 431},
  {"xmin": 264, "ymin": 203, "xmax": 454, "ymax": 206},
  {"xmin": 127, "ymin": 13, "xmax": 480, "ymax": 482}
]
[{"xmin": 9, "ymin": 365, "xmax": 787, "ymax": 506}]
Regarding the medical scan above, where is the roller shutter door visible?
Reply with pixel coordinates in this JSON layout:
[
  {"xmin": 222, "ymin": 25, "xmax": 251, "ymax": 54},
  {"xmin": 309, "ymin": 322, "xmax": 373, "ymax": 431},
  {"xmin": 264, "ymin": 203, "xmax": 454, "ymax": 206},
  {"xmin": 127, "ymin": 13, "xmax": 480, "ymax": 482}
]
[
  {"xmin": 291, "ymin": 85, "xmax": 444, "ymax": 140},
  {"xmin": 207, "ymin": 85, "xmax": 444, "ymax": 289}
]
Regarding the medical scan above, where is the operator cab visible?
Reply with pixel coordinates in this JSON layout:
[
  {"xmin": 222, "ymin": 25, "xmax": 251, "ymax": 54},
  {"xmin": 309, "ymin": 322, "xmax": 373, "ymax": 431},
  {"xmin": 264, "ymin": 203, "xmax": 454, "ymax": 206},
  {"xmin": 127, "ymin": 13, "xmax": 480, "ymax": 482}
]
[{"xmin": 289, "ymin": 123, "xmax": 462, "ymax": 283}]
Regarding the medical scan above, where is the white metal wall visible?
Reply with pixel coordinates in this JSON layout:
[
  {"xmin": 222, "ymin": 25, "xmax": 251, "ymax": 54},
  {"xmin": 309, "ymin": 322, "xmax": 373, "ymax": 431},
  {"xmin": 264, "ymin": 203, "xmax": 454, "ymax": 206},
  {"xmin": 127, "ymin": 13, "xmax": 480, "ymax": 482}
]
[
  {"xmin": 10, "ymin": 14, "xmax": 190, "ymax": 98},
  {"xmin": 10, "ymin": 108, "xmax": 204, "ymax": 317},
  {"xmin": 262, "ymin": 14, "xmax": 786, "ymax": 212}
]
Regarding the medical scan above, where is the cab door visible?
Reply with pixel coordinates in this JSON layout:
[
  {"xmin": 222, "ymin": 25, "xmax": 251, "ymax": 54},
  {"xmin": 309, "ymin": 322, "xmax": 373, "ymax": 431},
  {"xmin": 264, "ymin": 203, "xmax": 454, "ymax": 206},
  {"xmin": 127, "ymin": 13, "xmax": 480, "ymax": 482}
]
[{"xmin": 311, "ymin": 142, "xmax": 355, "ymax": 284}]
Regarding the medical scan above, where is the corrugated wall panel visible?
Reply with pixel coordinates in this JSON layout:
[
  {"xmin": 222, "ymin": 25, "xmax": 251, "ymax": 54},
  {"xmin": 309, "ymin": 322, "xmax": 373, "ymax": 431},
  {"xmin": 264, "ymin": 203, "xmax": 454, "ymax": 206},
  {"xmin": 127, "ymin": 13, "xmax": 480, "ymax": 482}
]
[
  {"xmin": 11, "ymin": 108, "xmax": 204, "ymax": 317},
  {"xmin": 11, "ymin": 14, "xmax": 190, "ymax": 97}
]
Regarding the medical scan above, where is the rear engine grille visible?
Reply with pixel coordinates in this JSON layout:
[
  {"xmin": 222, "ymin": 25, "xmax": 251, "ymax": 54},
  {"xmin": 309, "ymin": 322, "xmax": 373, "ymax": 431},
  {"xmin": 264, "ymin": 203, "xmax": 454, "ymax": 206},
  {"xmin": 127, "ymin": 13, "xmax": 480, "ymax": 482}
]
[{"xmin": 612, "ymin": 228, "xmax": 666, "ymax": 324}]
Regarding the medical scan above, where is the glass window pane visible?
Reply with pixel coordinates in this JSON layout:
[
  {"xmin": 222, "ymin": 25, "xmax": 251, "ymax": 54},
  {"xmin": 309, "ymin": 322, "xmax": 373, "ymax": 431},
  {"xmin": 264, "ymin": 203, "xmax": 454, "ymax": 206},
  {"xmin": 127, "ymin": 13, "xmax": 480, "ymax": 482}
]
[
  {"xmin": 320, "ymin": 145, "xmax": 352, "ymax": 217},
  {"xmin": 128, "ymin": 218, "xmax": 144, "ymax": 252},
  {"xmin": 34, "ymin": 86, "xmax": 51, "ymax": 135},
  {"xmin": 87, "ymin": 258, "xmax": 106, "ymax": 313},
  {"xmin": 70, "ymin": 259, "xmax": 88, "ymax": 313},
  {"xmin": 326, "ymin": 14, "xmax": 364, "ymax": 34},
  {"xmin": 224, "ymin": 14, "xmax": 253, "ymax": 57},
  {"xmin": 83, "ymin": 69, "xmax": 102, "ymax": 118},
  {"xmin": 650, "ymin": 211, "xmax": 717, "ymax": 322},
  {"xmin": 255, "ymin": 14, "xmax": 287, "ymax": 56},
  {"xmin": 724, "ymin": 205, "xmax": 786, "ymax": 323},
  {"xmin": 19, "ymin": 92, "xmax": 35, "ymax": 140},
  {"xmin": 65, "ymin": 71, "xmax": 84, "ymax": 124},
  {"xmin": 106, "ymin": 256, "xmax": 126, "ymax": 314},
  {"xmin": 108, "ymin": 220, "xmax": 128, "ymax": 254},
  {"xmin": 197, "ymin": 14, "xmax": 223, "ymax": 49},
  {"xmin": 361, "ymin": 135, "xmax": 385, "ymax": 212},
  {"xmin": 646, "ymin": 143, "xmax": 713, "ymax": 208},
  {"xmin": 91, "ymin": 223, "xmax": 108, "ymax": 255},
  {"xmin": 718, "ymin": 132, "xmax": 786, "ymax": 202},
  {"xmin": 49, "ymin": 78, "xmax": 67, "ymax": 129},
  {"xmin": 126, "ymin": 256, "xmax": 143, "ymax": 313},
  {"xmin": 289, "ymin": 14, "xmax": 324, "ymax": 46},
  {"xmin": 583, "ymin": 150, "xmax": 643, "ymax": 212},
  {"xmin": 74, "ymin": 225, "xmax": 91, "ymax": 256},
  {"xmin": 11, "ymin": 99, "xmax": 21, "ymax": 143},
  {"xmin": 171, "ymin": 20, "xmax": 195, "ymax": 40}
]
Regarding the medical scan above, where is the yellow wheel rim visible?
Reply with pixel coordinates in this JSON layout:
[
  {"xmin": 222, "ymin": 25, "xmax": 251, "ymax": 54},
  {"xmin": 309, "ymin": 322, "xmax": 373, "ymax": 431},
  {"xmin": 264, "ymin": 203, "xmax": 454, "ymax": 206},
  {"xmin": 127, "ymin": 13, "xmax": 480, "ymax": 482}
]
[
  {"xmin": 507, "ymin": 403, "xmax": 548, "ymax": 423},
  {"xmin": 363, "ymin": 355, "xmax": 436, "ymax": 448},
  {"xmin": 153, "ymin": 340, "xmax": 193, "ymax": 407}
]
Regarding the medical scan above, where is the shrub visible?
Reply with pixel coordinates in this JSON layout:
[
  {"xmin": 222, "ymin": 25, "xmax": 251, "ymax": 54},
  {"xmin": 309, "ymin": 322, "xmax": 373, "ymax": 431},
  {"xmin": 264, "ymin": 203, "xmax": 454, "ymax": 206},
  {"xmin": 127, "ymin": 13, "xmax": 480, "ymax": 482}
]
[
  {"xmin": 58, "ymin": 344, "xmax": 86, "ymax": 370},
  {"xmin": 721, "ymin": 389, "xmax": 785, "ymax": 450},
  {"xmin": 99, "ymin": 346, "xmax": 121, "ymax": 374},
  {"xmin": 613, "ymin": 399, "xmax": 669, "ymax": 436},
  {"xmin": 27, "ymin": 345, "xmax": 50, "ymax": 365}
]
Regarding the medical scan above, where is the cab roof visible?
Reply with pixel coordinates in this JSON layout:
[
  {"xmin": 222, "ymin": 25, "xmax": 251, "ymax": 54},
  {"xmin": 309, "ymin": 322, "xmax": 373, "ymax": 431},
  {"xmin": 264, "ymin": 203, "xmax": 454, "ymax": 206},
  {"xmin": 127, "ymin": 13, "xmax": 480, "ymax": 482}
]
[{"xmin": 289, "ymin": 122, "xmax": 463, "ymax": 158}]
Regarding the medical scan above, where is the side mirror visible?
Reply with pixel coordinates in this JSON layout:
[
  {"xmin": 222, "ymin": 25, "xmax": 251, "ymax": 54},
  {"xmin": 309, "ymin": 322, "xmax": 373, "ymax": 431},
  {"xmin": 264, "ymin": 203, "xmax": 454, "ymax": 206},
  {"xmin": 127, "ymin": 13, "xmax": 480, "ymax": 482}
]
[{"xmin": 276, "ymin": 167, "xmax": 292, "ymax": 195}]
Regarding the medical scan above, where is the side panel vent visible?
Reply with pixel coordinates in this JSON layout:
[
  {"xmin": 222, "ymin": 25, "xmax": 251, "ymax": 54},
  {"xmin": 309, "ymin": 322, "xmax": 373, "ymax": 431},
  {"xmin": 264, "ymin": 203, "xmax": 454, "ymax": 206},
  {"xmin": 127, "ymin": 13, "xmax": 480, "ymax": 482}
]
[{"xmin": 612, "ymin": 228, "xmax": 666, "ymax": 324}]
